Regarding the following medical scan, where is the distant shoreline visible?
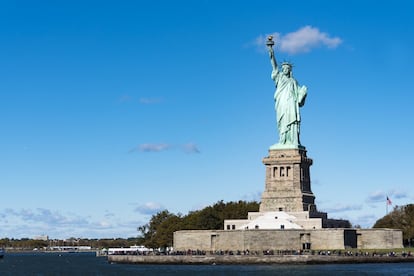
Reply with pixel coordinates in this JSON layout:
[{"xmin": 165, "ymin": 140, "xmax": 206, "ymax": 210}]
[
  {"xmin": 108, "ymin": 255, "xmax": 414, "ymax": 265},
  {"xmin": 4, "ymin": 249, "xmax": 95, "ymax": 254}
]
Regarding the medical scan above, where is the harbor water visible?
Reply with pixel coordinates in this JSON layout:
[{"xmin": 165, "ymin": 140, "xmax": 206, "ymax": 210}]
[{"xmin": 0, "ymin": 252, "xmax": 414, "ymax": 275}]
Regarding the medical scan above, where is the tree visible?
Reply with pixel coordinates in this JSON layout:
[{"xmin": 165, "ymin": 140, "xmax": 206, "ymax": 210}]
[
  {"xmin": 154, "ymin": 215, "xmax": 183, "ymax": 248},
  {"xmin": 373, "ymin": 204, "xmax": 414, "ymax": 246},
  {"xmin": 137, "ymin": 200, "xmax": 260, "ymax": 248},
  {"xmin": 138, "ymin": 210, "xmax": 182, "ymax": 248},
  {"xmin": 180, "ymin": 200, "xmax": 260, "ymax": 230}
]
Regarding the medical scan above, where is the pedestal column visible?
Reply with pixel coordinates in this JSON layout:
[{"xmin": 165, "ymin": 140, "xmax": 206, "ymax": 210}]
[{"xmin": 259, "ymin": 148, "xmax": 317, "ymax": 212}]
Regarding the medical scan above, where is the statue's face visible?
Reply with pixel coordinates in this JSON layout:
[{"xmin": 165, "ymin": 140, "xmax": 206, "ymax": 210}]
[{"xmin": 282, "ymin": 65, "xmax": 291, "ymax": 76}]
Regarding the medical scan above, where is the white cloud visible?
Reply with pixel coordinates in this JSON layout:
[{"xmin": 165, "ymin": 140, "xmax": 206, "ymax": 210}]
[
  {"xmin": 119, "ymin": 94, "xmax": 133, "ymax": 103},
  {"xmin": 353, "ymin": 214, "xmax": 379, "ymax": 228},
  {"xmin": 388, "ymin": 189, "xmax": 409, "ymax": 200},
  {"xmin": 323, "ymin": 204, "xmax": 363, "ymax": 213},
  {"xmin": 138, "ymin": 143, "xmax": 171, "ymax": 152},
  {"xmin": 129, "ymin": 143, "xmax": 200, "ymax": 154},
  {"xmin": 139, "ymin": 97, "xmax": 163, "ymax": 104},
  {"xmin": 1, "ymin": 208, "xmax": 88, "ymax": 227},
  {"xmin": 134, "ymin": 202, "xmax": 165, "ymax": 215},
  {"xmin": 128, "ymin": 143, "xmax": 172, "ymax": 153},
  {"xmin": 118, "ymin": 95, "xmax": 163, "ymax": 104},
  {"xmin": 0, "ymin": 208, "xmax": 142, "ymax": 239},
  {"xmin": 366, "ymin": 190, "xmax": 386, "ymax": 203},
  {"xmin": 255, "ymin": 26, "xmax": 342, "ymax": 55},
  {"xmin": 181, "ymin": 143, "xmax": 200, "ymax": 154},
  {"xmin": 104, "ymin": 210, "xmax": 116, "ymax": 218},
  {"xmin": 366, "ymin": 189, "xmax": 408, "ymax": 204}
]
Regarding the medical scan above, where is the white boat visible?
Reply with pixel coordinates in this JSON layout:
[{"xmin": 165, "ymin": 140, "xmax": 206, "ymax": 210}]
[{"xmin": 108, "ymin": 245, "xmax": 152, "ymax": 255}]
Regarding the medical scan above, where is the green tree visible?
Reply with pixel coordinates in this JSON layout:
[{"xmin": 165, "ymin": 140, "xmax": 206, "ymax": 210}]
[
  {"xmin": 373, "ymin": 204, "xmax": 414, "ymax": 246},
  {"xmin": 137, "ymin": 200, "xmax": 260, "ymax": 248},
  {"xmin": 154, "ymin": 215, "xmax": 183, "ymax": 248},
  {"xmin": 138, "ymin": 210, "xmax": 181, "ymax": 248}
]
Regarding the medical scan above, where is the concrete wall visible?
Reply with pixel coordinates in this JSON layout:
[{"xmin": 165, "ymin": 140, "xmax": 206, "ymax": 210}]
[
  {"xmin": 242, "ymin": 230, "xmax": 301, "ymax": 251},
  {"xmin": 295, "ymin": 218, "xmax": 322, "ymax": 229},
  {"xmin": 173, "ymin": 230, "xmax": 215, "ymax": 250},
  {"xmin": 174, "ymin": 228, "xmax": 403, "ymax": 251},
  {"xmin": 357, "ymin": 229, "xmax": 403, "ymax": 249},
  {"xmin": 309, "ymin": 229, "xmax": 345, "ymax": 249}
]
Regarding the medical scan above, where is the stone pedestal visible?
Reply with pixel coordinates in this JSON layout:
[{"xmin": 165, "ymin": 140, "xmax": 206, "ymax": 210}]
[{"xmin": 260, "ymin": 148, "xmax": 318, "ymax": 213}]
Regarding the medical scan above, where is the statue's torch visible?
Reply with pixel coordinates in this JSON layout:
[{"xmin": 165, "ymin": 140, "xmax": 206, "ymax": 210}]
[{"xmin": 266, "ymin": 35, "xmax": 275, "ymax": 48}]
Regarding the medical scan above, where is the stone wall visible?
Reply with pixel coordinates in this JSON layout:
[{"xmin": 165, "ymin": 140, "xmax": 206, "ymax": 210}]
[
  {"xmin": 174, "ymin": 228, "xmax": 403, "ymax": 251},
  {"xmin": 309, "ymin": 229, "xmax": 345, "ymax": 249},
  {"xmin": 173, "ymin": 230, "xmax": 216, "ymax": 250},
  {"xmin": 357, "ymin": 229, "xmax": 403, "ymax": 249}
]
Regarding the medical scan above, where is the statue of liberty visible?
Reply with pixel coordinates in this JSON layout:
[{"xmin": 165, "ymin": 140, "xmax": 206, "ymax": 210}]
[{"xmin": 266, "ymin": 36, "xmax": 307, "ymax": 149}]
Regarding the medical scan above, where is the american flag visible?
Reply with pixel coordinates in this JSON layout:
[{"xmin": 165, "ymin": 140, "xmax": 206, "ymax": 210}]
[{"xmin": 386, "ymin": 196, "xmax": 392, "ymax": 205}]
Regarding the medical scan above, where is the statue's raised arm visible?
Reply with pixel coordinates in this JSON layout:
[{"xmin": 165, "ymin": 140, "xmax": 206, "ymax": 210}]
[{"xmin": 266, "ymin": 36, "xmax": 277, "ymax": 72}]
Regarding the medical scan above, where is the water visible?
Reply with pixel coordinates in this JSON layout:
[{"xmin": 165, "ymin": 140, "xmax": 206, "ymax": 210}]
[{"xmin": 1, "ymin": 252, "xmax": 414, "ymax": 275}]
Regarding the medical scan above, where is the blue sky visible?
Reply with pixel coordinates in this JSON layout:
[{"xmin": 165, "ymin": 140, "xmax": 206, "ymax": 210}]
[{"xmin": 1, "ymin": 0, "xmax": 413, "ymax": 239}]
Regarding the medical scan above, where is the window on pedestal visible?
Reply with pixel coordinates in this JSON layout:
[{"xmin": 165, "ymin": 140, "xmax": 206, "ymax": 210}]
[
  {"xmin": 273, "ymin": 167, "xmax": 278, "ymax": 178},
  {"xmin": 272, "ymin": 166, "xmax": 294, "ymax": 179}
]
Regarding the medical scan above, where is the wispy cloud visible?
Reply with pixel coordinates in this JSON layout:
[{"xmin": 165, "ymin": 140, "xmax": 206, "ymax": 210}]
[
  {"xmin": 366, "ymin": 190, "xmax": 386, "ymax": 203},
  {"xmin": 388, "ymin": 189, "xmax": 408, "ymax": 200},
  {"xmin": 119, "ymin": 94, "xmax": 133, "ymax": 103},
  {"xmin": 0, "ymin": 208, "xmax": 142, "ymax": 239},
  {"xmin": 129, "ymin": 143, "xmax": 200, "ymax": 154},
  {"xmin": 366, "ymin": 189, "xmax": 408, "ymax": 204},
  {"xmin": 134, "ymin": 202, "xmax": 165, "ymax": 215},
  {"xmin": 139, "ymin": 97, "xmax": 163, "ymax": 104},
  {"xmin": 118, "ymin": 95, "xmax": 163, "ymax": 104},
  {"xmin": 134, "ymin": 143, "xmax": 172, "ymax": 153},
  {"xmin": 353, "ymin": 214, "xmax": 379, "ymax": 228},
  {"xmin": 181, "ymin": 143, "xmax": 200, "ymax": 154},
  {"xmin": 254, "ymin": 26, "xmax": 342, "ymax": 55},
  {"xmin": 323, "ymin": 204, "xmax": 363, "ymax": 213},
  {"xmin": 2, "ymin": 208, "xmax": 88, "ymax": 227},
  {"xmin": 104, "ymin": 210, "xmax": 116, "ymax": 218}
]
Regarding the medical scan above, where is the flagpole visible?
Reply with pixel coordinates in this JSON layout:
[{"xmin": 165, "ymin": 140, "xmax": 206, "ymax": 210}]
[
  {"xmin": 386, "ymin": 200, "xmax": 388, "ymax": 215},
  {"xmin": 386, "ymin": 196, "xmax": 392, "ymax": 215}
]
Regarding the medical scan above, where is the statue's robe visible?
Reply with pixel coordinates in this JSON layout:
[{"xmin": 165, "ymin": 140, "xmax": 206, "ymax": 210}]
[{"xmin": 272, "ymin": 69, "xmax": 307, "ymax": 146}]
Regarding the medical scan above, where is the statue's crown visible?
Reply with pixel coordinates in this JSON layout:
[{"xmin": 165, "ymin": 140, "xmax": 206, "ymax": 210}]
[{"xmin": 281, "ymin": 62, "xmax": 293, "ymax": 67}]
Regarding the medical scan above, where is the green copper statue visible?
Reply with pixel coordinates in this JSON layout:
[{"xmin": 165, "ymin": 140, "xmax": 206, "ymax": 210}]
[{"xmin": 266, "ymin": 36, "xmax": 307, "ymax": 149}]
